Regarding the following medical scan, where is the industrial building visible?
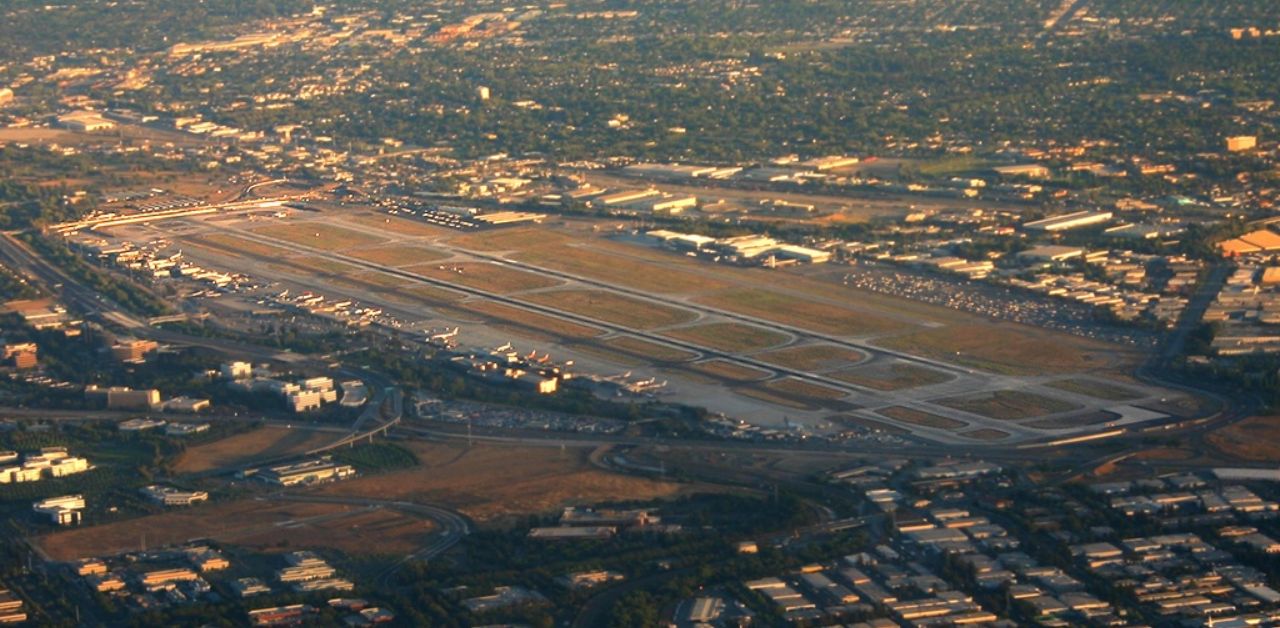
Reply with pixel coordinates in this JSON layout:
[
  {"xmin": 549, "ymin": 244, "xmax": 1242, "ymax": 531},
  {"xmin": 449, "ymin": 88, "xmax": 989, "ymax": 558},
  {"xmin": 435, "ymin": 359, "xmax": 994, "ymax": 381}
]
[
  {"xmin": 33, "ymin": 494, "xmax": 85, "ymax": 525},
  {"xmin": 257, "ymin": 458, "xmax": 356, "ymax": 487},
  {"xmin": 141, "ymin": 484, "xmax": 210, "ymax": 506},
  {"xmin": 1227, "ymin": 135, "xmax": 1258, "ymax": 152},
  {"xmin": 0, "ymin": 448, "xmax": 90, "ymax": 483},
  {"xmin": 86, "ymin": 385, "xmax": 162, "ymax": 411},
  {"xmin": 57, "ymin": 110, "xmax": 116, "ymax": 132},
  {"xmin": 111, "ymin": 338, "xmax": 159, "ymax": 362},
  {"xmin": 1220, "ymin": 229, "xmax": 1280, "ymax": 257},
  {"xmin": 1023, "ymin": 210, "xmax": 1114, "ymax": 232},
  {"xmin": 992, "ymin": 163, "xmax": 1051, "ymax": 179},
  {"xmin": 2, "ymin": 342, "xmax": 37, "ymax": 369},
  {"xmin": 0, "ymin": 590, "xmax": 26, "ymax": 625}
]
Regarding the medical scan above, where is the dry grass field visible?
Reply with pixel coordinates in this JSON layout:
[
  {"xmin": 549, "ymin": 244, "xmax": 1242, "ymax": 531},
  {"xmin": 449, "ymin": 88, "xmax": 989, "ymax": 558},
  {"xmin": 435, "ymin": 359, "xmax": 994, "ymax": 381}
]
[
  {"xmin": 253, "ymin": 222, "xmax": 388, "ymax": 251},
  {"xmin": 938, "ymin": 390, "xmax": 1080, "ymax": 421},
  {"xmin": 405, "ymin": 261, "xmax": 563, "ymax": 294},
  {"xmin": 317, "ymin": 442, "xmax": 695, "ymax": 523},
  {"xmin": 699, "ymin": 288, "xmax": 906, "ymax": 337},
  {"xmin": 344, "ymin": 244, "xmax": 449, "ymax": 267},
  {"xmin": 603, "ymin": 336, "xmax": 700, "ymax": 363},
  {"xmin": 755, "ymin": 344, "xmax": 867, "ymax": 371},
  {"xmin": 879, "ymin": 406, "xmax": 967, "ymax": 430},
  {"xmin": 522, "ymin": 289, "xmax": 698, "ymax": 330},
  {"xmin": 37, "ymin": 500, "xmax": 434, "ymax": 560},
  {"xmin": 661, "ymin": 322, "xmax": 789, "ymax": 353},
  {"xmin": 173, "ymin": 427, "xmax": 334, "ymax": 473},
  {"xmin": 830, "ymin": 363, "xmax": 952, "ymax": 391},
  {"xmin": 1206, "ymin": 416, "xmax": 1280, "ymax": 462},
  {"xmin": 684, "ymin": 360, "xmax": 774, "ymax": 383}
]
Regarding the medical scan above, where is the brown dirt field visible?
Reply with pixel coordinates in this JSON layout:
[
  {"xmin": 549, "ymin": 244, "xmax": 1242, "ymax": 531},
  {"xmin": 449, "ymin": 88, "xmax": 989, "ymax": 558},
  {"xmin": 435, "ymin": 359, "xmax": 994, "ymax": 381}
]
[
  {"xmin": 1045, "ymin": 379, "xmax": 1143, "ymax": 401},
  {"xmin": 344, "ymin": 245, "xmax": 449, "ymax": 267},
  {"xmin": 186, "ymin": 233, "xmax": 296, "ymax": 259},
  {"xmin": 661, "ymin": 322, "xmax": 789, "ymax": 353},
  {"xmin": 959, "ymin": 429, "xmax": 1010, "ymax": 441},
  {"xmin": 698, "ymin": 288, "xmax": 905, "ymax": 337},
  {"xmin": 879, "ymin": 406, "xmax": 967, "ymax": 430},
  {"xmin": 764, "ymin": 378, "xmax": 850, "ymax": 401},
  {"xmin": 404, "ymin": 262, "xmax": 563, "ymax": 294},
  {"xmin": 830, "ymin": 363, "xmax": 953, "ymax": 391},
  {"xmin": 316, "ymin": 443, "xmax": 693, "ymax": 523},
  {"xmin": 755, "ymin": 344, "xmax": 867, "ymax": 371},
  {"xmin": 522, "ymin": 290, "xmax": 697, "ymax": 330},
  {"xmin": 603, "ymin": 336, "xmax": 700, "ymax": 363},
  {"xmin": 516, "ymin": 244, "xmax": 729, "ymax": 294},
  {"xmin": 173, "ymin": 427, "xmax": 335, "ymax": 473},
  {"xmin": 36, "ymin": 500, "xmax": 435, "ymax": 560},
  {"xmin": 1207, "ymin": 416, "xmax": 1280, "ymax": 462},
  {"xmin": 253, "ymin": 223, "xmax": 388, "ymax": 251},
  {"xmin": 460, "ymin": 300, "xmax": 604, "ymax": 340},
  {"xmin": 876, "ymin": 323, "xmax": 1133, "ymax": 376},
  {"xmin": 938, "ymin": 390, "xmax": 1080, "ymax": 421},
  {"xmin": 684, "ymin": 360, "xmax": 773, "ymax": 383},
  {"xmin": 343, "ymin": 212, "xmax": 455, "ymax": 238}
]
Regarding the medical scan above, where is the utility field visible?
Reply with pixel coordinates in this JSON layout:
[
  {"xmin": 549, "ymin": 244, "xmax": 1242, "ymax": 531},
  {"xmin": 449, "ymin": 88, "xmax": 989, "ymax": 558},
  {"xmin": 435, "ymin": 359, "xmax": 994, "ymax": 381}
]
[
  {"xmin": 831, "ymin": 362, "xmax": 953, "ymax": 391},
  {"xmin": 344, "ymin": 244, "xmax": 449, "ymax": 267},
  {"xmin": 763, "ymin": 378, "xmax": 849, "ymax": 401},
  {"xmin": 938, "ymin": 390, "xmax": 1081, "ymax": 421},
  {"xmin": 316, "ymin": 442, "xmax": 697, "ymax": 524},
  {"xmin": 755, "ymin": 344, "xmax": 867, "ymax": 371},
  {"xmin": 458, "ymin": 301, "xmax": 605, "ymax": 340},
  {"xmin": 661, "ymin": 322, "xmax": 789, "ymax": 353},
  {"xmin": 522, "ymin": 289, "xmax": 698, "ymax": 330},
  {"xmin": 405, "ymin": 261, "xmax": 563, "ymax": 294},
  {"xmin": 698, "ymin": 288, "xmax": 905, "ymax": 337},
  {"xmin": 876, "ymin": 323, "xmax": 1134, "ymax": 376},
  {"xmin": 1046, "ymin": 378, "xmax": 1143, "ymax": 401},
  {"xmin": 37, "ymin": 499, "xmax": 434, "ymax": 560},
  {"xmin": 603, "ymin": 336, "xmax": 700, "ymax": 363},
  {"xmin": 252, "ymin": 223, "xmax": 388, "ymax": 251},
  {"xmin": 683, "ymin": 360, "xmax": 773, "ymax": 383},
  {"xmin": 878, "ymin": 406, "xmax": 967, "ymax": 430},
  {"xmin": 517, "ymin": 244, "xmax": 731, "ymax": 294},
  {"xmin": 186, "ymin": 232, "xmax": 297, "ymax": 259}
]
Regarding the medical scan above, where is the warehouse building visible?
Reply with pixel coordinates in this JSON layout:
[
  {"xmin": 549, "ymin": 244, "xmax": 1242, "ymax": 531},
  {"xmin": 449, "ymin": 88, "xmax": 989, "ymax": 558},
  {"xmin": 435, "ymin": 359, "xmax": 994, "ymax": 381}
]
[
  {"xmin": 1023, "ymin": 210, "xmax": 1114, "ymax": 232},
  {"xmin": 33, "ymin": 494, "xmax": 85, "ymax": 525},
  {"xmin": 258, "ymin": 458, "xmax": 356, "ymax": 487},
  {"xmin": 141, "ymin": 484, "xmax": 210, "ymax": 506}
]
